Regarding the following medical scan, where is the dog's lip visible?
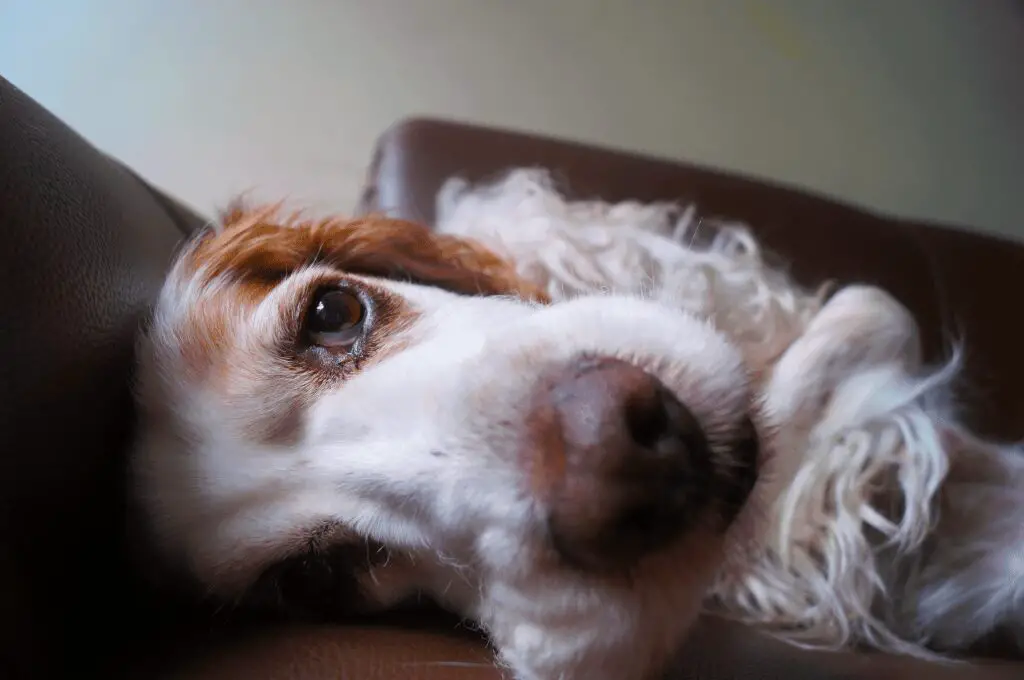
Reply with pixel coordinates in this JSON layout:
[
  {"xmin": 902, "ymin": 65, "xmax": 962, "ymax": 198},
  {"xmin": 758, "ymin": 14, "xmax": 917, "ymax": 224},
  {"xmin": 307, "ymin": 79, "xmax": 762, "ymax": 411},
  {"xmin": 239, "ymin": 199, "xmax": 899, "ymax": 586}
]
[{"xmin": 716, "ymin": 417, "xmax": 761, "ymax": 527}]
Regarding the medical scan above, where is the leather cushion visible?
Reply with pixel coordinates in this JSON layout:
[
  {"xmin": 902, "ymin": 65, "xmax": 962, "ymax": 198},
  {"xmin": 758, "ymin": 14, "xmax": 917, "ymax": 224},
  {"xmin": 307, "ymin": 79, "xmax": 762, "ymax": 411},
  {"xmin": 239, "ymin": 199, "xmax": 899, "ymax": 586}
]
[
  {"xmin": 155, "ymin": 619, "xmax": 1023, "ymax": 680},
  {"xmin": 0, "ymin": 76, "xmax": 201, "ymax": 678}
]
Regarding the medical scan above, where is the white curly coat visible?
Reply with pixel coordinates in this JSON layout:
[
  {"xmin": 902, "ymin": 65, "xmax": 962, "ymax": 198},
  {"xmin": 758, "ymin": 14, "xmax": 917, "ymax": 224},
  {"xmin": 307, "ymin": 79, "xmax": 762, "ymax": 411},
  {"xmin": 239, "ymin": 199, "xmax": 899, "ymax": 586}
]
[{"xmin": 437, "ymin": 170, "xmax": 1024, "ymax": 662}]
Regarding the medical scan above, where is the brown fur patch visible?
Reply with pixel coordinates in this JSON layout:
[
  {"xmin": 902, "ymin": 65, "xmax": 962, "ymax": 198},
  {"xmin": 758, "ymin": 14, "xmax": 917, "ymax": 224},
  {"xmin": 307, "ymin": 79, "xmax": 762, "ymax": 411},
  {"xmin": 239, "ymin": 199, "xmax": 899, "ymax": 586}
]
[
  {"xmin": 195, "ymin": 204, "xmax": 550, "ymax": 301},
  {"xmin": 169, "ymin": 204, "xmax": 540, "ymax": 447}
]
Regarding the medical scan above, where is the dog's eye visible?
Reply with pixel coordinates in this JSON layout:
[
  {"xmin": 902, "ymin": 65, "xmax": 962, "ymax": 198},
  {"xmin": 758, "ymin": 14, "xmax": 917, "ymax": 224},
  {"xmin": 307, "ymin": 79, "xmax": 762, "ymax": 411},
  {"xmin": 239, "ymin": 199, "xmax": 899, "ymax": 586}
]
[{"xmin": 306, "ymin": 289, "xmax": 366, "ymax": 349}]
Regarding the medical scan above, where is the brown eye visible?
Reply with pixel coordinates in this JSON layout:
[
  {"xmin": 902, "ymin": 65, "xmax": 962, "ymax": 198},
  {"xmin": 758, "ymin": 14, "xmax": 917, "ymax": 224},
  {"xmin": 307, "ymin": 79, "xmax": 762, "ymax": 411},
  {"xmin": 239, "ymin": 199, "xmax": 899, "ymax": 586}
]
[{"xmin": 306, "ymin": 289, "xmax": 366, "ymax": 349}]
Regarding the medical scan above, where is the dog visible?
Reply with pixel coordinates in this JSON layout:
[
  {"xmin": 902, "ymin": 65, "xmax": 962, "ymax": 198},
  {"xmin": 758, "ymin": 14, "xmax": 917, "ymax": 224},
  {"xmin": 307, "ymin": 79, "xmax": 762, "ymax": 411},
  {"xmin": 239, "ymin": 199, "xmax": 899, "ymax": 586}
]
[{"xmin": 130, "ymin": 172, "xmax": 1024, "ymax": 680}]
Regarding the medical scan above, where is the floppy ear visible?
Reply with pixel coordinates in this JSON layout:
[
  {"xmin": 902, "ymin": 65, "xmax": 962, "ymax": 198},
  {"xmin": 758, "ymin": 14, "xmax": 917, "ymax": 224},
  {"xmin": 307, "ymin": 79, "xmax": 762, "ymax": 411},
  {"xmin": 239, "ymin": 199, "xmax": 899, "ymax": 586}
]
[{"xmin": 205, "ymin": 203, "xmax": 550, "ymax": 303}]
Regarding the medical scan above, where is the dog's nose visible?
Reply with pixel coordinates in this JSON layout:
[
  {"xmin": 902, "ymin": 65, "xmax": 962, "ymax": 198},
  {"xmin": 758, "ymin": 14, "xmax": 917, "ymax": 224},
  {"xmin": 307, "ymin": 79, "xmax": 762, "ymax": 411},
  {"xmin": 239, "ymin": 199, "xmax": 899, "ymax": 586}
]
[{"xmin": 531, "ymin": 356, "xmax": 713, "ymax": 572}]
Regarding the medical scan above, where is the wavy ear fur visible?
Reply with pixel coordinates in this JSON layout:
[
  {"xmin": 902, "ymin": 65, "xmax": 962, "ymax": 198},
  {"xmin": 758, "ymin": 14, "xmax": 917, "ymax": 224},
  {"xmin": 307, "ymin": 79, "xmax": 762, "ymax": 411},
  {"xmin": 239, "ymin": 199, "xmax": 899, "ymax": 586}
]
[{"xmin": 191, "ymin": 202, "xmax": 549, "ymax": 303}]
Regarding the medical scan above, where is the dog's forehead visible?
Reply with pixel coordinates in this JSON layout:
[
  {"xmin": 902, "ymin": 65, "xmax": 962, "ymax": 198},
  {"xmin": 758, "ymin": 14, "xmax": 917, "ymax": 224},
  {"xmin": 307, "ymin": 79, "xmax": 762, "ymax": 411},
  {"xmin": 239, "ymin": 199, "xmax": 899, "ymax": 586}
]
[{"xmin": 185, "ymin": 208, "xmax": 325, "ymax": 283}]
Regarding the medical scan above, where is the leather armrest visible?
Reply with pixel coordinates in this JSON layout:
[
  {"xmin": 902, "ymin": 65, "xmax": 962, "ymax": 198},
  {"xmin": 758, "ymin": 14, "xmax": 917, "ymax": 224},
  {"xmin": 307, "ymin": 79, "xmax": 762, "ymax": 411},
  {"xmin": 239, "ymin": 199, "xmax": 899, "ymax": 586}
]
[
  {"xmin": 360, "ymin": 118, "xmax": 1024, "ymax": 441},
  {"xmin": 159, "ymin": 619, "xmax": 1023, "ymax": 680}
]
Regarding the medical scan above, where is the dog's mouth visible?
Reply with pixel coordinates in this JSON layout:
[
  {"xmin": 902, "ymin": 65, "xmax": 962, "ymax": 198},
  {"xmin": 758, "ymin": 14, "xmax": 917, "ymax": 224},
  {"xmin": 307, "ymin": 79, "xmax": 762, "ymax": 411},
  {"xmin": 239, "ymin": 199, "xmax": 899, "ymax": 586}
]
[{"xmin": 239, "ymin": 539, "xmax": 390, "ymax": 622}]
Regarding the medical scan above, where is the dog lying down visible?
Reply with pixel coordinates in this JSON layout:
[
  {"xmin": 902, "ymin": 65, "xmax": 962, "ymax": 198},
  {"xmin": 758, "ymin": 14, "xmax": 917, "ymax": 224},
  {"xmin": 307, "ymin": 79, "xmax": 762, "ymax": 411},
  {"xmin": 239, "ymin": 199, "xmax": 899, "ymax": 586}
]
[{"xmin": 131, "ymin": 169, "xmax": 1024, "ymax": 680}]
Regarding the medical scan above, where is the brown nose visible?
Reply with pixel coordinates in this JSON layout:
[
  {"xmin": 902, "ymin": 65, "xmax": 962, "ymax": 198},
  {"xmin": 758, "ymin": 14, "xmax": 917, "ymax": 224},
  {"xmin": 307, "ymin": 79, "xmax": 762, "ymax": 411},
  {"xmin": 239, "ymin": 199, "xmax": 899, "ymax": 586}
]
[{"xmin": 532, "ymin": 356, "xmax": 713, "ymax": 573}]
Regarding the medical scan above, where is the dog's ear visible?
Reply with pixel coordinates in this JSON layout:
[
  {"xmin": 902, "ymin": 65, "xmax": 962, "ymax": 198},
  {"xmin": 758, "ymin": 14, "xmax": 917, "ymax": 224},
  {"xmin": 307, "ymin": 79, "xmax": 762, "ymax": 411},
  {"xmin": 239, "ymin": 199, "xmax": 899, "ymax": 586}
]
[{"xmin": 193, "ymin": 203, "xmax": 549, "ymax": 303}]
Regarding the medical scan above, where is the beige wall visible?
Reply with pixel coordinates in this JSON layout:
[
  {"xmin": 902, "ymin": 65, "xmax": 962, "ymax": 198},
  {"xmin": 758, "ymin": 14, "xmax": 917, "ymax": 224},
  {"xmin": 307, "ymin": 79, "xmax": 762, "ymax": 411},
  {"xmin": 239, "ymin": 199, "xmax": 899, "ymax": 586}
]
[{"xmin": 2, "ymin": 0, "xmax": 1022, "ymax": 237}]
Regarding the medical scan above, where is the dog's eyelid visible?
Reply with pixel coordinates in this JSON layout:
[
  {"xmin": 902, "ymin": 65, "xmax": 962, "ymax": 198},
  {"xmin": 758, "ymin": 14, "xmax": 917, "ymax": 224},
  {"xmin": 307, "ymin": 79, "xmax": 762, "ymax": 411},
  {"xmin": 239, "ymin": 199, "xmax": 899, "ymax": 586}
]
[{"xmin": 309, "ymin": 325, "xmax": 364, "ymax": 350}]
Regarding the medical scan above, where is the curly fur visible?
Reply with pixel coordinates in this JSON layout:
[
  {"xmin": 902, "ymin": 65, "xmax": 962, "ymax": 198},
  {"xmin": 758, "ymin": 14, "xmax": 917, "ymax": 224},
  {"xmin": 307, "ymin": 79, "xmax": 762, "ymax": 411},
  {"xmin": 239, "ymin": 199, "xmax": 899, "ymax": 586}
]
[{"xmin": 436, "ymin": 169, "xmax": 1024, "ymax": 659}]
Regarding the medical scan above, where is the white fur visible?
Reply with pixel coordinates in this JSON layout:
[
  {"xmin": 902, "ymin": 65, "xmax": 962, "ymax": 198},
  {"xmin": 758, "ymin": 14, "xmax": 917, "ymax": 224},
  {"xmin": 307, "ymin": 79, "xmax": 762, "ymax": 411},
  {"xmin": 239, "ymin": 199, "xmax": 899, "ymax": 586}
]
[{"xmin": 437, "ymin": 169, "xmax": 1024, "ymax": 661}]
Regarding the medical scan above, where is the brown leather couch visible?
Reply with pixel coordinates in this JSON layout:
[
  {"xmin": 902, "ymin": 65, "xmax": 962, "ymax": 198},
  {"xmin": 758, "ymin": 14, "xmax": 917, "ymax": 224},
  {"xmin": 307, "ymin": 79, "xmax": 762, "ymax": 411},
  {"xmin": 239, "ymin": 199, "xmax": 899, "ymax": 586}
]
[{"xmin": 1, "ymin": 75, "xmax": 1021, "ymax": 678}]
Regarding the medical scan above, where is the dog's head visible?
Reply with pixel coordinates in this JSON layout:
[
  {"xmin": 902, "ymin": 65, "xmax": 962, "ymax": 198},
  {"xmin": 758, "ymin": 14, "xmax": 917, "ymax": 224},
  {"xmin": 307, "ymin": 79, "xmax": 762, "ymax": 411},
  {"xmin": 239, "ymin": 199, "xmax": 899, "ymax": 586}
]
[{"xmin": 132, "ymin": 206, "xmax": 764, "ymax": 678}]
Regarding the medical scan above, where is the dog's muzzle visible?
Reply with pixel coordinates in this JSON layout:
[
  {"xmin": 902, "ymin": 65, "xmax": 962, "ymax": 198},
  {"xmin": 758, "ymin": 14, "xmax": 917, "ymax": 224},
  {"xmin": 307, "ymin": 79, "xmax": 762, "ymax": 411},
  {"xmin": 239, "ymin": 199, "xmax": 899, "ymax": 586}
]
[{"xmin": 526, "ymin": 355, "xmax": 741, "ymax": 573}]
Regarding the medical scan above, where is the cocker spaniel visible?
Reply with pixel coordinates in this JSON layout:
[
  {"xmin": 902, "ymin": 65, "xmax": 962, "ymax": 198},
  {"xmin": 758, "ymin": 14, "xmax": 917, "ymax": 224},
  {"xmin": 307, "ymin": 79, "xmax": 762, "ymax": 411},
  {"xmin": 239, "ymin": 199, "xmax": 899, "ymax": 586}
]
[{"xmin": 130, "ymin": 171, "xmax": 1024, "ymax": 680}]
